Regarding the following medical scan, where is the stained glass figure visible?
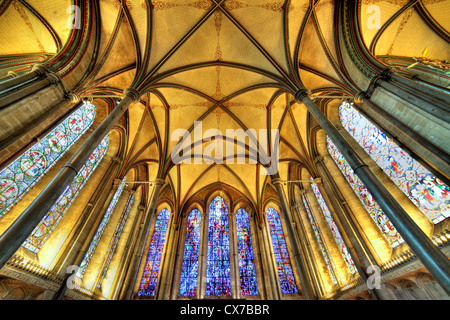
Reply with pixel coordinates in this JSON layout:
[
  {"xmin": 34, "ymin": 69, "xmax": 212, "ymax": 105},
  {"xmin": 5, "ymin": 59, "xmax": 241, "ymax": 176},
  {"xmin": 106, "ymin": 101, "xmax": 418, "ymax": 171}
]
[
  {"xmin": 179, "ymin": 208, "xmax": 201, "ymax": 297},
  {"xmin": 0, "ymin": 102, "xmax": 96, "ymax": 218},
  {"xmin": 137, "ymin": 208, "xmax": 171, "ymax": 297},
  {"xmin": 327, "ymin": 136, "xmax": 404, "ymax": 247},
  {"xmin": 97, "ymin": 193, "xmax": 135, "ymax": 289},
  {"xmin": 206, "ymin": 196, "xmax": 231, "ymax": 296},
  {"xmin": 339, "ymin": 101, "xmax": 450, "ymax": 223},
  {"xmin": 235, "ymin": 208, "xmax": 258, "ymax": 296},
  {"xmin": 310, "ymin": 179, "xmax": 357, "ymax": 274},
  {"xmin": 266, "ymin": 207, "xmax": 298, "ymax": 294},
  {"xmin": 301, "ymin": 194, "xmax": 338, "ymax": 284},
  {"xmin": 23, "ymin": 136, "xmax": 109, "ymax": 253},
  {"xmin": 77, "ymin": 179, "xmax": 126, "ymax": 278}
]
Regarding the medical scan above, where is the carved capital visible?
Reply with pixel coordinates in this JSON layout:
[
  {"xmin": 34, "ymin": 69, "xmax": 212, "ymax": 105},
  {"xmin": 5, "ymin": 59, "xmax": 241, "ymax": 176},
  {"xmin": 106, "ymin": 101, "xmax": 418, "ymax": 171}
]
[
  {"xmin": 31, "ymin": 64, "xmax": 50, "ymax": 77},
  {"xmin": 271, "ymin": 177, "xmax": 283, "ymax": 187},
  {"xmin": 294, "ymin": 88, "xmax": 312, "ymax": 102},
  {"xmin": 354, "ymin": 91, "xmax": 368, "ymax": 103},
  {"xmin": 46, "ymin": 72, "xmax": 62, "ymax": 85},
  {"xmin": 65, "ymin": 91, "xmax": 80, "ymax": 103},
  {"xmin": 7, "ymin": 71, "xmax": 18, "ymax": 78},
  {"xmin": 314, "ymin": 156, "xmax": 325, "ymax": 164},
  {"xmin": 154, "ymin": 178, "xmax": 166, "ymax": 187},
  {"xmin": 123, "ymin": 87, "xmax": 141, "ymax": 102}
]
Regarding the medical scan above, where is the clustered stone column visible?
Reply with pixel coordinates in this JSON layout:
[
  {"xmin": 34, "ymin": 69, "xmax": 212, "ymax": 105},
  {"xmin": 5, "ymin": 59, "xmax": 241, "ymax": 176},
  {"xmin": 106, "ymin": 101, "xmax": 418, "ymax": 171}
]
[
  {"xmin": 293, "ymin": 87, "xmax": 450, "ymax": 296},
  {"xmin": 0, "ymin": 86, "xmax": 141, "ymax": 273}
]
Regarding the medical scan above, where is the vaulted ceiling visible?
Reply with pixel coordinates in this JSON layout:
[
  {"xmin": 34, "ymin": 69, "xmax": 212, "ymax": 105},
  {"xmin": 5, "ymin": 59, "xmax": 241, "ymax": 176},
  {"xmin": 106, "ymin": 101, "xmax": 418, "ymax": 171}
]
[{"xmin": 1, "ymin": 0, "xmax": 449, "ymax": 218}]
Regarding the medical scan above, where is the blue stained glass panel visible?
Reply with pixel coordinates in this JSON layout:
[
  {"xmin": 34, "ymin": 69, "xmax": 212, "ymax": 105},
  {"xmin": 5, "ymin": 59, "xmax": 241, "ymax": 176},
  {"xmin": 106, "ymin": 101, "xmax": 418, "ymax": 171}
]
[
  {"xmin": 339, "ymin": 101, "xmax": 450, "ymax": 223},
  {"xmin": 206, "ymin": 196, "xmax": 231, "ymax": 296},
  {"xmin": 137, "ymin": 208, "xmax": 171, "ymax": 297},
  {"xmin": 179, "ymin": 208, "xmax": 201, "ymax": 297},
  {"xmin": 236, "ymin": 208, "xmax": 258, "ymax": 296},
  {"xmin": 266, "ymin": 207, "xmax": 298, "ymax": 294}
]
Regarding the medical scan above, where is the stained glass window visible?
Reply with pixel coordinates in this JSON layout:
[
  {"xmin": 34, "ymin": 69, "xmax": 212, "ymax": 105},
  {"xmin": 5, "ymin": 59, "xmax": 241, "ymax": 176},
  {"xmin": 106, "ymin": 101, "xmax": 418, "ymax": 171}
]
[
  {"xmin": 23, "ymin": 135, "xmax": 109, "ymax": 253},
  {"xmin": 266, "ymin": 207, "xmax": 298, "ymax": 294},
  {"xmin": 0, "ymin": 102, "xmax": 96, "ymax": 218},
  {"xmin": 97, "ymin": 192, "xmax": 135, "ymax": 289},
  {"xmin": 310, "ymin": 179, "xmax": 357, "ymax": 274},
  {"xmin": 327, "ymin": 136, "xmax": 404, "ymax": 247},
  {"xmin": 339, "ymin": 101, "xmax": 450, "ymax": 223},
  {"xmin": 235, "ymin": 208, "xmax": 258, "ymax": 296},
  {"xmin": 206, "ymin": 196, "xmax": 231, "ymax": 296},
  {"xmin": 301, "ymin": 194, "xmax": 338, "ymax": 284},
  {"xmin": 137, "ymin": 208, "xmax": 171, "ymax": 297},
  {"xmin": 179, "ymin": 208, "xmax": 201, "ymax": 297},
  {"xmin": 77, "ymin": 179, "xmax": 126, "ymax": 278}
]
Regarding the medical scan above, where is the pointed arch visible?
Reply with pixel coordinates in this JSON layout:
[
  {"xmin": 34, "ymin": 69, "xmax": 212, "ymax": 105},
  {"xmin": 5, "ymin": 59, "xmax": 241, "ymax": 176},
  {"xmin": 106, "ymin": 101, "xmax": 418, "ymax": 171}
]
[
  {"xmin": 206, "ymin": 195, "xmax": 231, "ymax": 296},
  {"xmin": 179, "ymin": 207, "xmax": 202, "ymax": 297}
]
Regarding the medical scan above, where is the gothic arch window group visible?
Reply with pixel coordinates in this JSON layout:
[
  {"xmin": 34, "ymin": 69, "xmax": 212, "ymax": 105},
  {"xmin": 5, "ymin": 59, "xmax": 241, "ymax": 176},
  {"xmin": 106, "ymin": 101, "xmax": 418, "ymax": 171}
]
[
  {"xmin": 137, "ymin": 196, "xmax": 299, "ymax": 299},
  {"xmin": 178, "ymin": 196, "xmax": 260, "ymax": 298}
]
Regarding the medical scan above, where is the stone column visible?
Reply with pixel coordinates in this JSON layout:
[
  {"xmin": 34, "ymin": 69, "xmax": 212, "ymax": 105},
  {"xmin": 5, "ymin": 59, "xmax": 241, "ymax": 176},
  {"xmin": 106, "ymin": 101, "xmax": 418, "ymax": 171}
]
[
  {"xmin": 0, "ymin": 65, "xmax": 75, "ymax": 151},
  {"xmin": 113, "ymin": 204, "xmax": 145, "ymax": 300},
  {"xmin": 354, "ymin": 91, "xmax": 450, "ymax": 180},
  {"xmin": 0, "ymin": 92, "xmax": 80, "ymax": 164},
  {"xmin": 290, "ymin": 199, "xmax": 322, "ymax": 298},
  {"xmin": 315, "ymin": 156, "xmax": 380, "ymax": 269},
  {"xmin": 382, "ymin": 69, "xmax": 450, "ymax": 107},
  {"xmin": 271, "ymin": 177, "xmax": 317, "ymax": 300},
  {"xmin": 53, "ymin": 156, "xmax": 121, "ymax": 274},
  {"xmin": 258, "ymin": 218, "xmax": 281, "ymax": 300},
  {"xmin": 294, "ymin": 88, "xmax": 450, "ymax": 295},
  {"xmin": 155, "ymin": 213, "xmax": 179, "ymax": 300},
  {"xmin": 122, "ymin": 178, "xmax": 166, "ymax": 300},
  {"xmin": 0, "ymin": 65, "xmax": 56, "ymax": 104},
  {"xmin": 0, "ymin": 87, "xmax": 140, "ymax": 271},
  {"xmin": 92, "ymin": 188, "xmax": 135, "ymax": 294},
  {"xmin": 366, "ymin": 70, "xmax": 449, "ymax": 122},
  {"xmin": 312, "ymin": 176, "xmax": 382, "ymax": 299},
  {"xmin": 53, "ymin": 178, "xmax": 124, "ymax": 300}
]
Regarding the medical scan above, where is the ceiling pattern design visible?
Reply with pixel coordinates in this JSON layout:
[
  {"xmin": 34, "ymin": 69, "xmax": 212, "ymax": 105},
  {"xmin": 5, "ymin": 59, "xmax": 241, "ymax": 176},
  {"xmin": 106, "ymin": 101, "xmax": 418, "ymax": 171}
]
[{"xmin": 0, "ymin": 0, "xmax": 448, "ymax": 220}]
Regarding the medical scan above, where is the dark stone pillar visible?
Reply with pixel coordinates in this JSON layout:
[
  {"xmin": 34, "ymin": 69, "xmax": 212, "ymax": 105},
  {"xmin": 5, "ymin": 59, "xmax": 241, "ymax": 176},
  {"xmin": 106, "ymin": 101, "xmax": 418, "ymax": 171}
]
[
  {"xmin": 272, "ymin": 177, "xmax": 317, "ymax": 300},
  {"xmin": 0, "ymin": 87, "xmax": 140, "ymax": 271},
  {"xmin": 294, "ymin": 88, "xmax": 450, "ymax": 295},
  {"xmin": 122, "ymin": 178, "xmax": 166, "ymax": 300}
]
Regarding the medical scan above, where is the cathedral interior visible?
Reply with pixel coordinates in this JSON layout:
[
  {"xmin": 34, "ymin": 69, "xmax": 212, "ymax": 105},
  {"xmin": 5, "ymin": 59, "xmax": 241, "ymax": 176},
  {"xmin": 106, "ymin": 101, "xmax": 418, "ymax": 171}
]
[{"xmin": 0, "ymin": 0, "xmax": 449, "ymax": 301}]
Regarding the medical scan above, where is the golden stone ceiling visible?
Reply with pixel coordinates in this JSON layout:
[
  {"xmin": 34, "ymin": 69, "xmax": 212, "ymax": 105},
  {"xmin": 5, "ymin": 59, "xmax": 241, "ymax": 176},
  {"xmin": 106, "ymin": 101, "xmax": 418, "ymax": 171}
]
[{"xmin": 1, "ymin": 0, "xmax": 449, "ymax": 215}]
